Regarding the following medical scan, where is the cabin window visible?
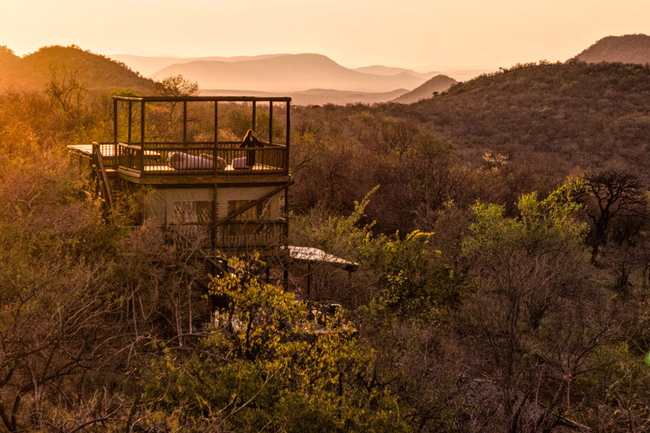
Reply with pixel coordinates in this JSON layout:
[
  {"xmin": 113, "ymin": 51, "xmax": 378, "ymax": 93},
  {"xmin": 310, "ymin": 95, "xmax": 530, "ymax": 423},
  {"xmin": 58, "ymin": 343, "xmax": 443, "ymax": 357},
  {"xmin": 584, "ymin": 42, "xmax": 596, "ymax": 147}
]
[
  {"xmin": 173, "ymin": 201, "xmax": 212, "ymax": 224},
  {"xmin": 227, "ymin": 199, "xmax": 270, "ymax": 221}
]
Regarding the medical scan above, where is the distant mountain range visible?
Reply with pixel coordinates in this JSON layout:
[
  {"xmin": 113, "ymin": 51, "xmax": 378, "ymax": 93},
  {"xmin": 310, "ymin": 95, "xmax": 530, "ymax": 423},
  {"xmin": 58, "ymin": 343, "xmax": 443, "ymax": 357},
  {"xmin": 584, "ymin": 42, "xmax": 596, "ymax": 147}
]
[
  {"xmin": 0, "ymin": 45, "xmax": 155, "ymax": 94},
  {"xmin": 0, "ymin": 45, "xmax": 417, "ymax": 105},
  {"xmin": 2, "ymin": 35, "xmax": 649, "ymax": 106},
  {"xmin": 201, "ymin": 87, "xmax": 410, "ymax": 106},
  {"xmin": 575, "ymin": 34, "xmax": 650, "ymax": 65},
  {"xmin": 150, "ymin": 54, "xmax": 427, "ymax": 93},
  {"xmin": 352, "ymin": 65, "xmax": 436, "ymax": 80},
  {"xmin": 111, "ymin": 54, "xmax": 438, "ymax": 82},
  {"xmin": 393, "ymin": 75, "xmax": 458, "ymax": 104},
  {"xmin": 110, "ymin": 54, "xmax": 290, "ymax": 77},
  {"xmin": 112, "ymin": 53, "xmax": 493, "ymax": 88}
]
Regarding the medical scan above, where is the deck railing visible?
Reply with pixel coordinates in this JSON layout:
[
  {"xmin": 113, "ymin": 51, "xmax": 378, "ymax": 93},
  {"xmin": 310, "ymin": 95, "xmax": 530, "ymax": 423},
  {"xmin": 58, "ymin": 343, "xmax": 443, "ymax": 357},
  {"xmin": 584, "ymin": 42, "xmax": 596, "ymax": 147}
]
[{"xmin": 109, "ymin": 96, "xmax": 291, "ymax": 177}]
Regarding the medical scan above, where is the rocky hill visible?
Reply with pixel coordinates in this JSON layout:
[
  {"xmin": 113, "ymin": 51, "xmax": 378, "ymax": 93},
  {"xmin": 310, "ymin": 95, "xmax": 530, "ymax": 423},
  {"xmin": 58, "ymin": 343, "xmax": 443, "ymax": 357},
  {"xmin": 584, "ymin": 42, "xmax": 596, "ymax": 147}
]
[
  {"xmin": 406, "ymin": 61, "xmax": 650, "ymax": 178},
  {"xmin": 0, "ymin": 46, "xmax": 20, "ymax": 68},
  {"xmin": 297, "ymin": 60, "xmax": 650, "ymax": 183},
  {"xmin": 0, "ymin": 45, "xmax": 156, "ymax": 94},
  {"xmin": 575, "ymin": 34, "xmax": 650, "ymax": 64},
  {"xmin": 392, "ymin": 74, "xmax": 457, "ymax": 103}
]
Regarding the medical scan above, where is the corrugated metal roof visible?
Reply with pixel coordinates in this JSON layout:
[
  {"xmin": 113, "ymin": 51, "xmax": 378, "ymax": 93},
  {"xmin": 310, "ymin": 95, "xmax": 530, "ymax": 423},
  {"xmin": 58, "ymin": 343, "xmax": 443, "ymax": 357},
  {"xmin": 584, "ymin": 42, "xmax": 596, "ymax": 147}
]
[{"xmin": 287, "ymin": 246, "xmax": 359, "ymax": 271}]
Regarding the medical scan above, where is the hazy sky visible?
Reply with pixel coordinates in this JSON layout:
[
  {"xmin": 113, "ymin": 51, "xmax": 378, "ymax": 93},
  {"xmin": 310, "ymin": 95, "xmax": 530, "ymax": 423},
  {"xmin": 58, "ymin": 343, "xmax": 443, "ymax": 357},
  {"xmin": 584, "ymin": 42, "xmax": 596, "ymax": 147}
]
[{"xmin": 1, "ymin": 0, "xmax": 649, "ymax": 70}]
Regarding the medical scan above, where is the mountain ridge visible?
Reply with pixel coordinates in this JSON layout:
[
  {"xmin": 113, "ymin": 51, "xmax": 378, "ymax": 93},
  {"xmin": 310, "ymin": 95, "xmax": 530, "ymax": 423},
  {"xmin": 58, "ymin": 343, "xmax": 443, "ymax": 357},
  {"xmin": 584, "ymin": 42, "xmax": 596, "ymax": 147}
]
[
  {"xmin": 399, "ymin": 61, "xmax": 650, "ymax": 179},
  {"xmin": 153, "ymin": 53, "xmax": 427, "ymax": 93},
  {"xmin": 354, "ymin": 65, "xmax": 437, "ymax": 80},
  {"xmin": 575, "ymin": 34, "xmax": 650, "ymax": 64},
  {"xmin": 0, "ymin": 45, "xmax": 156, "ymax": 94},
  {"xmin": 201, "ymin": 87, "xmax": 409, "ymax": 105},
  {"xmin": 392, "ymin": 74, "xmax": 458, "ymax": 104},
  {"xmin": 110, "ymin": 53, "xmax": 291, "ymax": 76}
]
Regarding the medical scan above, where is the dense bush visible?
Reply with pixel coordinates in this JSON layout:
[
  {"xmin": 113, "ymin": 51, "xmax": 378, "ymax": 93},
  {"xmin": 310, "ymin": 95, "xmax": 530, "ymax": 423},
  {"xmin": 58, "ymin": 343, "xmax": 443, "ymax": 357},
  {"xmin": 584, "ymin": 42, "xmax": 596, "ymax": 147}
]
[{"xmin": 3, "ymin": 59, "xmax": 650, "ymax": 431}]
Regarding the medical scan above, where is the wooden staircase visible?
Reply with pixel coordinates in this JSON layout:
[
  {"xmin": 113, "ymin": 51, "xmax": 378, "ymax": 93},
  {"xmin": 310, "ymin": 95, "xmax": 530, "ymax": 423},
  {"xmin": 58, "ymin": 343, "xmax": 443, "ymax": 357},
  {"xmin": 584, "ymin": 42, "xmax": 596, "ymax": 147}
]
[{"xmin": 92, "ymin": 143, "xmax": 114, "ymax": 209}]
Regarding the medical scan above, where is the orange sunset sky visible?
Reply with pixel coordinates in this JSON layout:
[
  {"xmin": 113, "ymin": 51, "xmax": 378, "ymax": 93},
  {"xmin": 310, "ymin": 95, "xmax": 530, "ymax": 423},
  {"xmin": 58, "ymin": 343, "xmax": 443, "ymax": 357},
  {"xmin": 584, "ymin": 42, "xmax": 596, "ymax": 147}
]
[{"xmin": 1, "ymin": 0, "xmax": 649, "ymax": 70}]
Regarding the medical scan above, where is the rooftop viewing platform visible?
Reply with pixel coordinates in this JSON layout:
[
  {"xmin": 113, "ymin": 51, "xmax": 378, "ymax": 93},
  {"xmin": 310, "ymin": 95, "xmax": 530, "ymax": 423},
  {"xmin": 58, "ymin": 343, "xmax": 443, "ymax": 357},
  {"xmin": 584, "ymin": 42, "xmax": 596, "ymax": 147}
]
[{"xmin": 68, "ymin": 95, "xmax": 291, "ymax": 185}]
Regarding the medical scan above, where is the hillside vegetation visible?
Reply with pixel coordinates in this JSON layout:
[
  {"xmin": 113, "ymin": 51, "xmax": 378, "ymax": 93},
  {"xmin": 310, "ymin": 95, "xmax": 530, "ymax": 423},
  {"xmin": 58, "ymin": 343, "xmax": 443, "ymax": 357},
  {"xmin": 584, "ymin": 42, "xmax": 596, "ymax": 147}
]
[
  {"xmin": 411, "ymin": 61, "xmax": 650, "ymax": 175},
  {"xmin": 0, "ymin": 45, "xmax": 156, "ymax": 94},
  {"xmin": 295, "ymin": 60, "xmax": 650, "ymax": 185},
  {"xmin": 4, "ymin": 40, "xmax": 650, "ymax": 432},
  {"xmin": 289, "ymin": 60, "xmax": 650, "ymax": 233},
  {"xmin": 576, "ymin": 33, "xmax": 650, "ymax": 64}
]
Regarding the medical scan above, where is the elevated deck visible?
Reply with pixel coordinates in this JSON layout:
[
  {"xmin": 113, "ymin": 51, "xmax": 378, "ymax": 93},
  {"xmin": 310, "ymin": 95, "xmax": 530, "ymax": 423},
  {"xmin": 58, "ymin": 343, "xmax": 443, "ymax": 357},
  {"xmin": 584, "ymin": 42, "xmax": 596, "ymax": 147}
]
[
  {"xmin": 69, "ymin": 143, "xmax": 291, "ymax": 185},
  {"xmin": 69, "ymin": 95, "xmax": 291, "ymax": 186}
]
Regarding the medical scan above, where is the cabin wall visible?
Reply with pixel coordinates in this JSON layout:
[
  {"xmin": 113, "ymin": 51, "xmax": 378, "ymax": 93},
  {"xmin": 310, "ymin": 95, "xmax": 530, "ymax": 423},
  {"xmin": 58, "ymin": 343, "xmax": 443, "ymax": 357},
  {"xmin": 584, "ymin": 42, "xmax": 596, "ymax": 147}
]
[
  {"xmin": 217, "ymin": 186, "xmax": 281, "ymax": 220},
  {"xmin": 144, "ymin": 186, "xmax": 282, "ymax": 226}
]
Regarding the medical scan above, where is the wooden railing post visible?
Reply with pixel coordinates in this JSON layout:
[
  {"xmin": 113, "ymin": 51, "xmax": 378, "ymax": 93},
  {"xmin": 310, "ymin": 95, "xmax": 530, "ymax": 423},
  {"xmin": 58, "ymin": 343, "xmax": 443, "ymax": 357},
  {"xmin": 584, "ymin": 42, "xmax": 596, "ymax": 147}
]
[
  {"xmin": 140, "ymin": 100, "xmax": 145, "ymax": 172},
  {"xmin": 183, "ymin": 100, "xmax": 187, "ymax": 144},
  {"xmin": 127, "ymin": 101, "xmax": 132, "ymax": 144},
  {"xmin": 214, "ymin": 101, "xmax": 218, "ymax": 176},
  {"xmin": 285, "ymin": 100, "xmax": 290, "ymax": 175},
  {"xmin": 252, "ymin": 101, "xmax": 256, "ymax": 131},
  {"xmin": 269, "ymin": 101, "xmax": 273, "ymax": 145},
  {"xmin": 113, "ymin": 98, "xmax": 118, "ymax": 169}
]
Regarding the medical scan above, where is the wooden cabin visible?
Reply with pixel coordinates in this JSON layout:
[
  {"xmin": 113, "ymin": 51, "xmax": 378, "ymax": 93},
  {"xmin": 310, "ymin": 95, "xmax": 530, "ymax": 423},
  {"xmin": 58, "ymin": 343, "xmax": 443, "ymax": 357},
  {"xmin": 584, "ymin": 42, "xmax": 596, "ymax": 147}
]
[{"xmin": 68, "ymin": 96, "xmax": 292, "ymax": 254}]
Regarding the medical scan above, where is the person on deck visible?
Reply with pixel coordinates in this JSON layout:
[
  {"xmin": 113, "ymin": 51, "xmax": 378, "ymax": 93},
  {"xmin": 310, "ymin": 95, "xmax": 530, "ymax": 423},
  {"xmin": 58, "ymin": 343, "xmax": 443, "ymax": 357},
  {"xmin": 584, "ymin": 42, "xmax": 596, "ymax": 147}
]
[{"xmin": 239, "ymin": 129, "xmax": 263, "ymax": 168}]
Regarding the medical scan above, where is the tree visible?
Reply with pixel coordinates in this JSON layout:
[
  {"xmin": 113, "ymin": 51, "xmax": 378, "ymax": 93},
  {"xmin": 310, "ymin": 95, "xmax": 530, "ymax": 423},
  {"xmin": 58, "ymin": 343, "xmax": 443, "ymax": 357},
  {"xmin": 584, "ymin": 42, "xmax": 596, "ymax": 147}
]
[
  {"xmin": 352, "ymin": 115, "xmax": 418, "ymax": 159},
  {"xmin": 142, "ymin": 257, "xmax": 408, "ymax": 432},
  {"xmin": 155, "ymin": 74, "xmax": 200, "ymax": 121},
  {"xmin": 0, "ymin": 148, "xmax": 132, "ymax": 431},
  {"xmin": 458, "ymin": 182, "xmax": 620, "ymax": 432},
  {"xmin": 580, "ymin": 169, "xmax": 648, "ymax": 264},
  {"xmin": 156, "ymin": 74, "xmax": 200, "ymax": 98},
  {"xmin": 380, "ymin": 118, "xmax": 419, "ymax": 158},
  {"xmin": 44, "ymin": 65, "xmax": 87, "ymax": 126}
]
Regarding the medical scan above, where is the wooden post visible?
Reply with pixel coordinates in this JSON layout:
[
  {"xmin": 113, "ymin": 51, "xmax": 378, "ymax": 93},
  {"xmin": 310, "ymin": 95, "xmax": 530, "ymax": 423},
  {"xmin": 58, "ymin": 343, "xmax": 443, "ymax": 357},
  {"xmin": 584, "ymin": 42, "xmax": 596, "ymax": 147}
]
[
  {"xmin": 307, "ymin": 263, "xmax": 311, "ymax": 296},
  {"xmin": 284, "ymin": 266, "xmax": 289, "ymax": 292},
  {"xmin": 284, "ymin": 184, "xmax": 290, "ymax": 290},
  {"xmin": 283, "ymin": 100, "xmax": 291, "ymax": 289},
  {"xmin": 212, "ymin": 184, "xmax": 218, "ymax": 249},
  {"xmin": 214, "ymin": 101, "xmax": 218, "ymax": 176},
  {"xmin": 214, "ymin": 101, "xmax": 219, "ymax": 144},
  {"xmin": 140, "ymin": 100, "xmax": 145, "ymax": 172},
  {"xmin": 212, "ymin": 103, "xmax": 219, "ymax": 247},
  {"xmin": 252, "ymin": 100, "xmax": 256, "ymax": 131},
  {"xmin": 140, "ymin": 100, "xmax": 145, "ymax": 145},
  {"xmin": 92, "ymin": 142, "xmax": 114, "ymax": 209},
  {"xmin": 183, "ymin": 100, "xmax": 187, "ymax": 144},
  {"xmin": 113, "ymin": 98, "xmax": 118, "ymax": 169},
  {"xmin": 284, "ymin": 185, "xmax": 290, "ymax": 242},
  {"xmin": 269, "ymin": 101, "xmax": 273, "ymax": 145},
  {"xmin": 127, "ymin": 101, "xmax": 132, "ymax": 144},
  {"xmin": 285, "ymin": 100, "xmax": 290, "ymax": 175}
]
